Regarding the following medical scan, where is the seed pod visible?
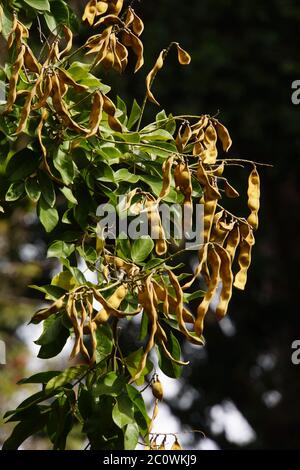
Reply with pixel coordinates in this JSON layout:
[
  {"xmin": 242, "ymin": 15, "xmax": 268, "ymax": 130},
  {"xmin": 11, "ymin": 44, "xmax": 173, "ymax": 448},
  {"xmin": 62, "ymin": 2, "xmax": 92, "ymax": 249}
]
[
  {"xmin": 158, "ymin": 437, "xmax": 167, "ymax": 450},
  {"xmin": 171, "ymin": 437, "xmax": 183, "ymax": 450},
  {"xmin": 225, "ymin": 223, "xmax": 240, "ymax": 261},
  {"xmin": 168, "ymin": 270, "xmax": 203, "ymax": 345},
  {"xmin": 203, "ymin": 195, "xmax": 218, "ymax": 243},
  {"xmin": 160, "ymin": 339, "xmax": 189, "ymax": 365},
  {"xmin": 58, "ymin": 25, "xmax": 73, "ymax": 58},
  {"xmin": 191, "ymin": 114, "xmax": 209, "ymax": 136},
  {"xmin": 247, "ymin": 166, "xmax": 260, "ymax": 230},
  {"xmin": 102, "ymin": 93, "xmax": 123, "ymax": 132},
  {"xmin": 32, "ymin": 74, "xmax": 52, "ymax": 110},
  {"xmin": 121, "ymin": 29, "xmax": 144, "ymax": 72},
  {"xmin": 5, "ymin": 44, "xmax": 25, "ymax": 112},
  {"xmin": 125, "ymin": 7, "xmax": 144, "ymax": 36},
  {"xmin": 215, "ymin": 244, "xmax": 234, "ymax": 320},
  {"xmin": 108, "ymin": 0, "xmax": 123, "ymax": 15},
  {"xmin": 7, "ymin": 14, "xmax": 18, "ymax": 49},
  {"xmin": 15, "ymin": 79, "xmax": 40, "ymax": 134},
  {"xmin": 58, "ymin": 69, "xmax": 88, "ymax": 93},
  {"xmin": 174, "ymin": 162, "xmax": 193, "ymax": 233},
  {"xmin": 29, "ymin": 296, "xmax": 65, "ymax": 324},
  {"xmin": 176, "ymin": 122, "xmax": 192, "ymax": 152},
  {"xmin": 159, "ymin": 155, "xmax": 174, "ymax": 200},
  {"xmin": 92, "ymin": 284, "xmax": 137, "ymax": 319},
  {"xmin": 130, "ymin": 276, "xmax": 158, "ymax": 383},
  {"xmin": 94, "ymin": 13, "xmax": 124, "ymax": 28},
  {"xmin": 202, "ymin": 123, "xmax": 218, "ymax": 164},
  {"xmin": 152, "ymin": 281, "xmax": 194, "ymax": 323},
  {"xmin": 152, "ymin": 376, "xmax": 164, "ymax": 401},
  {"xmin": 197, "ymin": 160, "xmax": 220, "ymax": 200},
  {"xmin": 115, "ymin": 39, "xmax": 128, "ymax": 71},
  {"xmin": 146, "ymin": 49, "xmax": 165, "ymax": 105},
  {"xmin": 87, "ymin": 91, "xmax": 103, "ymax": 137},
  {"xmin": 210, "ymin": 161, "xmax": 225, "ymax": 177},
  {"xmin": 175, "ymin": 42, "xmax": 191, "ymax": 65},
  {"xmin": 93, "ymin": 308, "xmax": 110, "ymax": 325},
  {"xmin": 24, "ymin": 44, "xmax": 41, "ymax": 73},
  {"xmin": 233, "ymin": 223, "xmax": 255, "ymax": 290},
  {"xmin": 182, "ymin": 243, "xmax": 209, "ymax": 290},
  {"xmin": 211, "ymin": 118, "xmax": 232, "ymax": 152},
  {"xmin": 82, "ymin": 0, "xmax": 98, "ymax": 25},
  {"xmin": 195, "ymin": 245, "xmax": 221, "ymax": 336},
  {"xmin": 145, "ymin": 197, "xmax": 167, "ymax": 256}
]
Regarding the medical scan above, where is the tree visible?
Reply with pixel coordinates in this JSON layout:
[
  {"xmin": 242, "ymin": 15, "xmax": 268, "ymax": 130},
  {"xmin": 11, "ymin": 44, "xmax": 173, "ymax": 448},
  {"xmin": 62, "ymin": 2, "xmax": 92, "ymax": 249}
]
[{"xmin": 0, "ymin": 0, "xmax": 263, "ymax": 450}]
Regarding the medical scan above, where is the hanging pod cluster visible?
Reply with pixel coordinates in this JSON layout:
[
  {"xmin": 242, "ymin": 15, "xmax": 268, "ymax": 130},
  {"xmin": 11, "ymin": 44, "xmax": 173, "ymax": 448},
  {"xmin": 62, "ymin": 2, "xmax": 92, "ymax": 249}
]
[
  {"xmin": 4, "ymin": 16, "xmax": 122, "ymax": 136},
  {"xmin": 167, "ymin": 115, "xmax": 262, "ymax": 335},
  {"xmin": 30, "ymin": 280, "xmax": 140, "ymax": 364},
  {"xmin": 83, "ymin": 1, "xmax": 144, "ymax": 72}
]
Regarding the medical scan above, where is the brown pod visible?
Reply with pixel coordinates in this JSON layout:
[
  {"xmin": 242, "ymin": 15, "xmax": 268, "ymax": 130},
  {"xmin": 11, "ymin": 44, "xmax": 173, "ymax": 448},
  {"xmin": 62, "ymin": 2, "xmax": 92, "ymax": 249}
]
[{"xmin": 151, "ymin": 377, "xmax": 164, "ymax": 401}]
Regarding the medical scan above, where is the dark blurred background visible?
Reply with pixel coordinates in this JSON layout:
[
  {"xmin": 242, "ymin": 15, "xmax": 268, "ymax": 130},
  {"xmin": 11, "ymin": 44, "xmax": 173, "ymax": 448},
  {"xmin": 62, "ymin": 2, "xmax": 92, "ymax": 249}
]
[{"xmin": 1, "ymin": 0, "xmax": 300, "ymax": 449}]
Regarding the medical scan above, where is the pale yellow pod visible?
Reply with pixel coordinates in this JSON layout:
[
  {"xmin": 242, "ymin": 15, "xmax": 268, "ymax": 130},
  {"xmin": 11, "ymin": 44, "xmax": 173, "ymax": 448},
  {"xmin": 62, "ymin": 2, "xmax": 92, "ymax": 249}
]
[
  {"xmin": 171, "ymin": 437, "xmax": 183, "ymax": 450},
  {"xmin": 121, "ymin": 29, "xmax": 144, "ymax": 72},
  {"xmin": 233, "ymin": 224, "xmax": 255, "ymax": 290},
  {"xmin": 224, "ymin": 179, "xmax": 240, "ymax": 198},
  {"xmin": 87, "ymin": 91, "xmax": 103, "ymax": 137},
  {"xmin": 247, "ymin": 166, "xmax": 260, "ymax": 230},
  {"xmin": 159, "ymin": 155, "xmax": 174, "ymax": 200},
  {"xmin": 212, "ymin": 118, "xmax": 232, "ymax": 152},
  {"xmin": 5, "ymin": 44, "xmax": 25, "ymax": 112},
  {"xmin": 175, "ymin": 42, "xmax": 191, "ymax": 64},
  {"xmin": 225, "ymin": 224, "xmax": 240, "ymax": 261},
  {"xmin": 215, "ymin": 244, "xmax": 234, "ymax": 319},
  {"xmin": 194, "ymin": 245, "xmax": 221, "ymax": 336},
  {"xmin": 82, "ymin": 0, "xmax": 97, "ymax": 25},
  {"xmin": 58, "ymin": 25, "xmax": 73, "ymax": 58},
  {"xmin": 145, "ymin": 49, "xmax": 165, "ymax": 105},
  {"xmin": 202, "ymin": 123, "xmax": 218, "ymax": 164}
]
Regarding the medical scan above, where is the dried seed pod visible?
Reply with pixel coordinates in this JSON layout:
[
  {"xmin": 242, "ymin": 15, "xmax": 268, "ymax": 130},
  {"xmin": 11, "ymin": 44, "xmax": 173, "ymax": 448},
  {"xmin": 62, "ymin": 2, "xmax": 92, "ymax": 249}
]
[
  {"xmin": 174, "ymin": 162, "xmax": 193, "ymax": 233},
  {"xmin": 82, "ymin": 0, "xmax": 98, "ymax": 25},
  {"xmin": 168, "ymin": 270, "xmax": 203, "ymax": 345},
  {"xmin": 130, "ymin": 276, "xmax": 158, "ymax": 382},
  {"xmin": 233, "ymin": 223, "xmax": 255, "ymax": 290},
  {"xmin": 159, "ymin": 339, "xmax": 189, "ymax": 365},
  {"xmin": 92, "ymin": 284, "xmax": 138, "ymax": 319},
  {"xmin": 115, "ymin": 39, "xmax": 128, "ymax": 71},
  {"xmin": 159, "ymin": 155, "xmax": 174, "ymax": 200},
  {"xmin": 194, "ymin": 245, "xmax": 221, "ymax": 336},
  {"xmin": 58, "ymin": 25, "xmax": 73, "ymax": 58},
  {"xmin": 247, "ymin": 166, "xmax": 260, "ymax": 230},
  {"xmin": 211, "ymin": 118, "xmax": 232, "ymax": 152},
  {"xmin": 24, "ymin": 44, "xmax": 41, "ymax": 73},
  {"xmin": 151, "ymin": 376, "xmax": 164, "ymax": 401},
  {"xmin": 152, "ymin": 280, "xmax": 194, "ymax": 323},
  {"xmin": 121, "ymin": 29, "xmax": 144, "ymax": 72},
  {"xmin": 215, "ymin": 244, "xmax": 234, "ymax": 320},
  {"xmin": 197, "ymin": 160, "xmax": 220, "ymax": 200},
  {"xmin": 146, "ymin": 49, "xmax": 165, "ymax": 105},
  {"xmin": 175, "ymin": 42, "xmax": 191, "ymax": 65},
  {"xmin": 29, "ymin": 296, "xmax": 65, "ymax": 324},
  {"xmin": 125, "ymin": 7, "xmax": 144, "ymax": 36},
  {"xmin": 32, "ymin": 74, "xmax": 52, "ymax": 110},
  {"xmin": 202, "ymin": 123, "xmax": 218, "ymax": 164},
  {"xmin": 5, "ymin": 44, "xmax": 25, "ymax": 112},
  {"xmin": 225, "ymin": 223, "xmax": 240, "ymax": 261},
  {"xmin": 203, "ymin": 195, "xmax": 218, "ymax": 244},
  {"xmin": 15, "ymin": 79, "xmax": 40, "ymax": 134},
  {"xmin": 108, "ymin": 0, "xmax": 123, "ymax": 15},
  {"xmin": 176, "ymin": 122, "xmax": 192, "ymax": 152},
  {"xmin": 171, "ymin": 437, "xmax": 183, "ymax": 450},
  {"xmin": 87, "ymin": 91, "xmax": 103, "ymax": 137},
  {"xmin": 145, "ymin": 198, "xmax": 167, "ymax": 256},
  {"xmin": 102, "ymin": 93, "xmax": 123, "ymax": 132},
  {"xmin": 94, "ymin": 13, "xmax": 124, "ymax": 28}
]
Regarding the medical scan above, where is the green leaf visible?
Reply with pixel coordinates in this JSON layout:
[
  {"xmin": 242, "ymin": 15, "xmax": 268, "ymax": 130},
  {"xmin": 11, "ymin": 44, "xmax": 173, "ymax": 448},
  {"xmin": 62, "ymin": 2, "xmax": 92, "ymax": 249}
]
[
  {"xmin": 50, "ymin": 0, "xmax": 70, "ymax": 26},
  {"xmin": 25, "ymin": 178, "xmax": 41, "ymax": 202},
  {"xmin": 47, "ymin": 240, "xmax": 75, "ymax": 259},
  {"xmin": 117, "ymin": 96, "xmax": 127, "ymax": 125},
  {"xmin": 53, "ymin": 148, "xmax": 76, "ymax": 185},
  {"xmin": 116, "ymin": 235, "xmax": 131, "ymax": 259},
  {"xmin": 47, "ymin": 395, "xmax": 73, "ymax": 450},
  {"xmin": 59, "ymin": 186, "xmax": 77, "ymax": 204},
  {"xmin": 93, "ymin": 372, "xmax": 126, "ymax": 398},
  {"xmin": 114, "ymin": 168, "xmax": 140, "ymax": 183},
  {"xmin": 23, "ymin": 0, "xmax": 50, "ymax": 11},
  {"xmin": 131, "ymin": 236, "xmax": 154, "ymax": 264},
  {"xmin": 127, "ymin": 99, "xmax": 141, "ymax": 130},
  {"xmin": 37, "ymin": 196, "xmax": 59, "ymax": 232},
  {"xmin": 139, "ymin": 312, "xmax": 149, "ymax": 341},
  {"xmin": 94, "ymin": 162, "xmax": 115, "ymax": 183},
  {"xmin": 6, "ymin": 149, "xmax": 40, "ymax": 181},
  {"xmin": 51, "ymin": 271, "xmax": 77, "ymax": 291},
  {"xmin": 37, "ymin": 316, "xmax": 70, "ymax": 359},
  {"xmin": 46, "ymin": 366, "xmax": 87, "ymax": 392},
  {"xmin": 38, "ymin": 171, "xmax": 56, "ymax": 207},
  {"xmin": 44, "ymin": 12, "xmax": 57, "ymax": 32},
  {"xmin": 112, "ymin": 394, "xmax": 135, "ymax": 429},
  {"xmin": 124, "ymin": 422, "xmax": 139, "ymax": 450},
  {"xmin": 143, "ymin": 258, "xmax": 163, "ymax": 270},
  {"xmin": 126, "ymin": 384, "xmax": 150, "ymax": 433},
  {"xmin": 18, "ymin": 371, "xmax": 61, "ymax": 385},
  {"xmin": 29, "ymin": 283, "xmax": 66, "ymax": 300},
  {"xmin": 95, "ymin": 324, "xmax": 114, "ymax": 363},
  {"xmin": 2, "ymin": 415, "xmax": 48, "ymax": 450},
  {"xmin": 157, "ymin": 331, "xmax": 183, "ymax": 378},
  {"xmin": 125, "ymin": 347, "xmax": 153, "ymax": 386},
  {"xmin": 184, "ymin": 290, "xmax": 206, "ymax": 302},
  {"xmin": 141, "ymin": 129, "xmax": 174, "ymax": 141},
  {"xmin": 5, "ymin": 181, "xmax": 24, "ymax": 201}
]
